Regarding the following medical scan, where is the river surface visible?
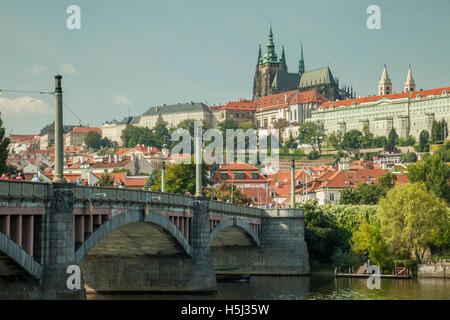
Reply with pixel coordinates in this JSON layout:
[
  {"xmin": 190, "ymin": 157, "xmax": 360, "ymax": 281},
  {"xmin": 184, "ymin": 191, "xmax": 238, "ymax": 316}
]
[{"xmin": 87, "ymin": 273, "xmax": 449, "ymax": 300}]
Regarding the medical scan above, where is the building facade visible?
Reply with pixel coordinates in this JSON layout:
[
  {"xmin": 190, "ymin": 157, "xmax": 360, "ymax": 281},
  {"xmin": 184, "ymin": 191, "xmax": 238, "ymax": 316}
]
[
  {"xmin": 64, "ymin": 127, "xmax": 102, "ymax": 147},
  {"xmin": 311, "ymin": 86, "xmax": 450, "ymax": 139}
]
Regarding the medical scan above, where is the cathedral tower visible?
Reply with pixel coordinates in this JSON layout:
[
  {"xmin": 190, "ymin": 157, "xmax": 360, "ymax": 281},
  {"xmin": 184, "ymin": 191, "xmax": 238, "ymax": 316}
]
[
  {"xmin": 253, "ymin": 25, "xmax": 287, "ymax": 101},
  {"xmin": 378, "ymin": 64, "xmax": 392, "ymax": 95},
  {"xmin": 404, "ymin": 65, "xmax": 416, "ymax": 92}
]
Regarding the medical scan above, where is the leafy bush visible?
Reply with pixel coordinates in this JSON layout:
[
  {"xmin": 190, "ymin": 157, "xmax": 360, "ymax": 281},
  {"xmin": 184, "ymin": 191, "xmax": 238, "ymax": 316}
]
[{"xmin": 308, "ymin": 150, "xmax": 320, "ymax": 160}]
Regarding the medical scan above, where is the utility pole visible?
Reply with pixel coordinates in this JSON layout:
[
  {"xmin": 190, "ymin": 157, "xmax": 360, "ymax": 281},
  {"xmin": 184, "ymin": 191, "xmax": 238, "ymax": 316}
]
[{"xmin": 53, "ymin": 75, "xmax": 64, "ymax": 183}]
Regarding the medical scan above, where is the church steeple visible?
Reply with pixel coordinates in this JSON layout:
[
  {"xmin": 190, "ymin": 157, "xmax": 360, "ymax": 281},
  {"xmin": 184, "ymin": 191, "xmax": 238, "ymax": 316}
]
[
  {"xmin": 263, "ymin": 24, "xmax": 278, "ymax": 63},
  {"xmin": 404, "ymin": 65, "xmax": 416, "ymax": 93},
  {"xmin": 279, "ymin": 46, "xmax": 287, "ymax": 69},
  {"xmin": 378, "ymin": 64, "xmax": 392, "ymax": 95},
  {"xmin": 257, "ymin": 44, "xmax": 262, "ymax": 65},
  {"xmin": 298, "ymin": 42, "xmax": 305, "ymax": 77}
]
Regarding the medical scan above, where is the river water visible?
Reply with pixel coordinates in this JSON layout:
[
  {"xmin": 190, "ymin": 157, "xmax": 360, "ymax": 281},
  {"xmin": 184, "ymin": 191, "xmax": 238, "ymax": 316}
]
[{"xmin": 88, "ymin": 273, "xmax": 449, "ymax": 300}]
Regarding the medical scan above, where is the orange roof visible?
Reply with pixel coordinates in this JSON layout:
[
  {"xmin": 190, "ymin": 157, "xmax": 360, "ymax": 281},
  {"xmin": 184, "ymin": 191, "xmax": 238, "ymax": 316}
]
[
  {"xmin": 222, "ymin": 100, "xmax": 256, "ymax": 111},
  {"xmin": 319, "ymin": 86, "xmax": 450, "ymax": 110},
  {"xmin": 256, "ymin": 89, "xmax": 328, "ymax": 112},
  {"xmin": 256, "ymin": 90, "xmax": 298, "ymax": 109},
  {"xmin": 217, "ymin": 162, "xmax": 260, "ymax": 171},
  {"xmin": 71, "ymin": 127, "xmax": 102, "ymax": 134}
]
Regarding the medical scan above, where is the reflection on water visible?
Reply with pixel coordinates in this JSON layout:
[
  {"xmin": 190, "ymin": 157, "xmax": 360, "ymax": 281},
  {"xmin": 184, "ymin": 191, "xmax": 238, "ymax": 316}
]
[{"xmin": 88, "ymin": 273, "xmax": 449, "ymax": 300}]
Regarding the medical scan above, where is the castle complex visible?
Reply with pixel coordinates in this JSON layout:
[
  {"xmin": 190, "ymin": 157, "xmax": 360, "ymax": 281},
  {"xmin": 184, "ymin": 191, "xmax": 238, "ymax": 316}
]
[
  {"xmin": 311, "ymin": 64, "xmax": 450, "ymax": 139},
  {"xmin": 252, "ymin": 26, "xmax": 354, "ymax": 102}
]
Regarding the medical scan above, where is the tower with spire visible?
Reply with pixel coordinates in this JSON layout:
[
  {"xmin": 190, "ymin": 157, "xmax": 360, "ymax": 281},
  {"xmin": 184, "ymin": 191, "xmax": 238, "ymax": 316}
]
[
  {"xmin": 253, "ymin": 24, "xmax": 288, "ymax": 101},
  {"xmin": 378, "ymin": 64, "xmax": 392, "ymax": 95},
  {"xmin": 298, "ymin": 42, "xmax": 305, "ymax": 77},
  {"xmin": 404, "ymin": 65, "xmax": 416, "ymax": 93}
]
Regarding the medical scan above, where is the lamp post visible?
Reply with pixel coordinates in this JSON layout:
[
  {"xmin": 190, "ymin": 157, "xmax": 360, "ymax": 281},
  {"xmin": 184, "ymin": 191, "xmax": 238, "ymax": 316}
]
[
  {"xmin": 291, "ymin": 159, "xmax": 295, "ymax": 208},
  {"xmin": 161, "ymin": 161, "xmax": 166, "ymax": 193},
  {"xmin": 194, "ymin": 124, "xmax": 202, "ymax": 197},
  {"xmin": 53, "ymin": 75, "xmax": 64, "ymax": 183}
]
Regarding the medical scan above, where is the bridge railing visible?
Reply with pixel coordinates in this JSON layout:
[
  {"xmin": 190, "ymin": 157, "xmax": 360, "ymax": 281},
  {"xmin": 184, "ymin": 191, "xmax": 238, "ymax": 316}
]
[
  {"xmin": 0, "ymin": 180, "xmax": 264, "ymax": 218},
  {"xmin": 0, "ymin": 180, "xmax": 50, "ymax": 200}
]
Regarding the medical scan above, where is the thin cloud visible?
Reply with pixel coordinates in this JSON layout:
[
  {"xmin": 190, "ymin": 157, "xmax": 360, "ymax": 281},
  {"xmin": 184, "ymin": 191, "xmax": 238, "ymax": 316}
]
[
  {"xmin": 60, "ymin": 62, "xmax": 77, "ymax": 74},
  {"xmin": 0, "ymin": 96, "xmax": 52, "ymax": 116},
  {"xmin": 31, "ymin": 64, "xmax": 47, "ymax": 75},
  {"xmin": 114, "ymin": 95, "xmax": 132, "ymax": 105}
]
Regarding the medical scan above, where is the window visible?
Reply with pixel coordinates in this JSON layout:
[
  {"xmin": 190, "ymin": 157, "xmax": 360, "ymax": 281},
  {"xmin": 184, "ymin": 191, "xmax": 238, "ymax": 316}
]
[
  {"xmin": 251, "ymin": 172, "xmax": 258, "ymax": 180},
  {"xmin": 234, "ymin": 172, "xmax": 245, "ymax": 180},
  {"xmin": 330, "ymin": 193, "xmax": 334, "ymax": 201},
  {"xmin": 220, "ymin": 173, "xmax": 228, "ymax": 181}
]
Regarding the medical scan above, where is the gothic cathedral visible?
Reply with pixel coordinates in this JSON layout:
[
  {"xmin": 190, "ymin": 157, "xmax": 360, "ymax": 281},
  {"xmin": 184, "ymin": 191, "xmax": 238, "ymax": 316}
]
[{"xmin": 252, "ymin": 26, "xmax": 355, "ymax": 102}]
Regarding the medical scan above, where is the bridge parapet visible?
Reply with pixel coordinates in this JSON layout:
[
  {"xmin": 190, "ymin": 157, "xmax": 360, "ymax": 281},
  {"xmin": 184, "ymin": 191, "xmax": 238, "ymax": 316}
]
[{"xmin": 0, "ymin": 180, "xmax": 51, "ymax": 201}]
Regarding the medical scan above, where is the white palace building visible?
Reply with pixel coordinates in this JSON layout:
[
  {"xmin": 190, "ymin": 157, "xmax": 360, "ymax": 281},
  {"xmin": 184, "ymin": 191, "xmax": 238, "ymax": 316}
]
[{"xmin": 310, "ymin": 65, "xmax": 450, "ymax": 139}]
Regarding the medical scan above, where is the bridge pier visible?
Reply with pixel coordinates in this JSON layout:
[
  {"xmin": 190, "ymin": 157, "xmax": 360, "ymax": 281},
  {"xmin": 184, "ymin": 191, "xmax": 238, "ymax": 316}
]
[
  {"xmin": 189, "ymin": 197, "xmax": 217, "ymax": 292},
  {"xmin": 39, "ymin": 184, "xmax": 86, "ymax": 299},
  {"xmin": 211, "ymin": 209, "xmax": 310, "ymax": 275}
]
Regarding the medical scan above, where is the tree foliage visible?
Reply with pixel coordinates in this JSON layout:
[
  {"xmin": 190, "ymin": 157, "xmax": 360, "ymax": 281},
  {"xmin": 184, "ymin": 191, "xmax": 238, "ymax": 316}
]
[
  {"xmin": 208, "ymin": 183, "xmax": 252, "ymax": 205},
  {"xmin": 341, "ymin": 129, "xmax": 362, "ymax": 151},
  {"xmin": 298, "ymin": 121, "xmax": 325, "ymax": 155},
  {"xmin": 377, "ymin": 183, "xmax": 450, "ymax": 262},
  {"xmin": 150, "ymin": 161, "xmax": 210, "ymax": 195},
  {"xmin": 407, "ymin": 153, "xmax": 450, "ymax": 203},
  {"xmin": 418, "ymin": 130, "xmax": 430, "ymax": 152},
  {"xmin": 84, "ymin": 131, "xmax": 102, "ymax": 150}
]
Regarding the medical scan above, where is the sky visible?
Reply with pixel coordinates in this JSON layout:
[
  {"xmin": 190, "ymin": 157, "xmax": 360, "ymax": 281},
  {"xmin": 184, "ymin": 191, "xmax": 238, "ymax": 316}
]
[{"xmin": 0, "ymin": 0, "xmax": 449, "ymax": 134}]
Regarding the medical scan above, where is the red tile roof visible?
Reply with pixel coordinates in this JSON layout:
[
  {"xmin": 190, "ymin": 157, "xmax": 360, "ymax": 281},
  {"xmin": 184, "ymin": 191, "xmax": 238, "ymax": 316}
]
[
  {"xmin": 71, "ymin": 127, "xmax": 102, "ymax": 134},
  {"xmin": 256, "ymin": 89, "xmax": 328, "ymax": 112},
  {"xmin": 319, "ymin": 86, "xmax": 450, "ymax": 110},
  {"xmin": 222, "ymin": 100, "xmax": 256, "ymax": 111}
]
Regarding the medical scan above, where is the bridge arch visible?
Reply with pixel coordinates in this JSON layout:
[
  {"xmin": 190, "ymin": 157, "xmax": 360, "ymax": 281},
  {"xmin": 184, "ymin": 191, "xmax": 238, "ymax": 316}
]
[
  {"xmin": 210, "ymin": 217, "xmax": 260, "ymax": 247},
  {"xmin": 0, "ymin": 233, "xmax": 42, "ymax": 280},
  {"xmin": 73, "ymin": 210, "xmax": 191, "ymax": 264}
]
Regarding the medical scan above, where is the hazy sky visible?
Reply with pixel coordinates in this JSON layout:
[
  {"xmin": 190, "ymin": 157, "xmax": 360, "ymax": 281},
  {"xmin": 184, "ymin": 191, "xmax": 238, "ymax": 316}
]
[{"xmin": 1, "ymin": 0, "xmax": 449, "ymax": 134}]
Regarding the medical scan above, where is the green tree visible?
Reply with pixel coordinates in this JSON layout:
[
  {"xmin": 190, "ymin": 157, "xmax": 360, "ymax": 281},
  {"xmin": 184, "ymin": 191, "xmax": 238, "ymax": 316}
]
[
  {"xmin": 341, "ymin": 129, "xmax": 362, "ymax": 151},
  {"xmin": 372, "ymin": 136, "xmax": 388, "ymax": 148},
  {"xmin": 387, "ymin": 127, "xmax": 399, "ymax": 146},
  {"xmin": 352, "ymin": 219, "xmax": 391, "ymax": 269},
  {"xmin": 358, "ymin": 126, "xmax": 374, "ymax": 149},
  {"xmin": 356, "ymin": 183, "xmax": 385, "ymax": 205},
  {"xmin": 407, "ymin": 154, "xmax": 450, "ymax": 202},
  {"xmin": 151, "ymin": 115, "xmax": 170, "ymax": 149},
  {"xmin": 378, "ymin": 183, "xmax": 450, "ymax": 262},
  {"xmin": 339, "ymin": 188, "xmax": 361, "ymax": 205},
  {"xmin": 239, "ymin": 121, "xmax": 256, "ymax": 131},
  {"xmin": 327, "ymin": 130, "xmax": 343, "ymax": 150},
  {"xmin": 402, "ymin": 152, "xmax": 418, "ymax": 163},
  {"xmin": 301, "ymin": 200, "xmax": 351, "ymax": 263},
  {"xmin": 84, "ymin": 131, "xmax": 102, "ymax": 149},
  {"xmin": 208, "ymin": 183, "xmax": 252, "ymax": 205},
  {"xmin": 0, "ymin": 113, "xmax": 10, "ymax": 175},
  {"xmin": 151, "ymin": 161, "xmax": 210, "ymax": 195},
  {"xmin": 121, "ymin": 125, "xmax": 154, "ymax": 147},
  {"xmin": 98, "ymin": 171, "xmax": 114, "ymax": 186},
  {"xmin": 283, "ymin": 133, "xmax": 298, "ymax": 150},
  {"xmin": 218, "ymin": 118, "xmax": 239, "ymax": 134},
  {"xmin": 144, "ymin": 168, "xmax": 159, "ymax": 190},
  {"xmin": 434, "ymin": 142, "xmax": 450, "ymax": 162},
  {"xmin": 418, "ymin": 130, "xmax": 430, "ymax": 152},
  {"xmin": 298, "ymin": 121, "xmax": 326, "ymax": 155},
  {"xmin": 377, "ymin": 172, "xmax": 397, "ymax": 190}
]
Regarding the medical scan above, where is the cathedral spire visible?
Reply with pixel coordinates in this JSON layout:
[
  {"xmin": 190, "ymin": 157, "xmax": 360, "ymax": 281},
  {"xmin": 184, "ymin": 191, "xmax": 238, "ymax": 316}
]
[
  {"xmin": 404, "ymin": 65, "xmax": 416, "ymax": 93},
  {"xmin": 378, "ymin": 63, "xmax": 392, "ymax": 95},
  {"xmin": 298, "ymin": 41, "xmax": 305, "ymax": 77},
  {"xmin": 279, "ymin": 46, "xmax": 287, "ymax": 69},
  {"xmin": 257, "ymin": 44, "xmax": 262, "ymax": 65},
  {"xmin": 263, "ymin": 24, "xmax": 278, "ymax": 63}
]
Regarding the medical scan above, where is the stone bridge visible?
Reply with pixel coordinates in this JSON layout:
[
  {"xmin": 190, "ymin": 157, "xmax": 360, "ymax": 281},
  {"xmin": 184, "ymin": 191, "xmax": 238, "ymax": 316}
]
[{"xmin": 0, "ymin": 180, "xmax": 309, "ymax": 299}]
